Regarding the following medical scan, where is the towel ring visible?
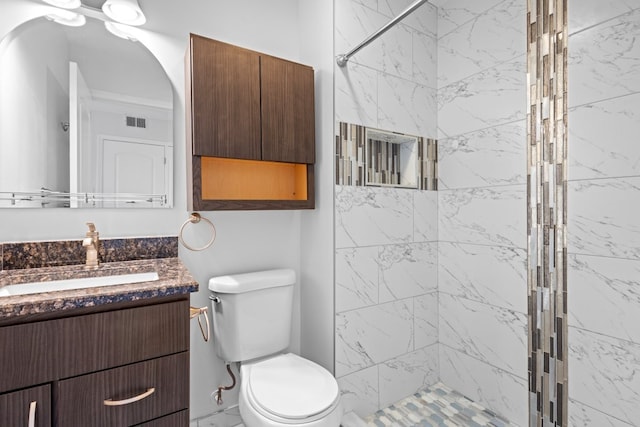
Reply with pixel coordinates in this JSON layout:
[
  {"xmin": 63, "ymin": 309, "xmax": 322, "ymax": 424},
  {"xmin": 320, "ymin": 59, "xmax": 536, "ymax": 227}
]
[{"xmin": 179, "ymin": 213, "xmax": 216, "ymax": 251}]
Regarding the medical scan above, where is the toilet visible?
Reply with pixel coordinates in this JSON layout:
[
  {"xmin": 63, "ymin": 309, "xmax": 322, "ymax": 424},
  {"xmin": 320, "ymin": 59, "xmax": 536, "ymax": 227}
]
[{"xmin": 209, "ymin": 269, "xmax": 342, "ymax": 427}]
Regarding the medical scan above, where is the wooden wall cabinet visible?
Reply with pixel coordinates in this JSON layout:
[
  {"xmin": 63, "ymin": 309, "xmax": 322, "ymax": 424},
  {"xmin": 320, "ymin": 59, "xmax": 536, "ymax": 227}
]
[
  {"xmin": 0, "ymin": 298, "xmax": 190, "ymax": 427},
  {"xmin": 186, "ymin": 34, "xmax": 315, "ymax": 210}
]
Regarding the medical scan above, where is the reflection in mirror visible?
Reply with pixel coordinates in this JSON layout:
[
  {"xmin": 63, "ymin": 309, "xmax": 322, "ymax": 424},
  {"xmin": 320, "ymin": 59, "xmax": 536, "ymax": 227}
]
[{"xmin": 0, "ymin": 15, "xmax": 173, "ymax": 208}]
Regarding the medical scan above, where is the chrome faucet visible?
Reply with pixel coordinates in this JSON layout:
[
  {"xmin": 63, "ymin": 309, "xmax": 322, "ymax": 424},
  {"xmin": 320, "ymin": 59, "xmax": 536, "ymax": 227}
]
[{"xmin": 82, "ymin": 222, "xmax": 100, "ymax": 267}]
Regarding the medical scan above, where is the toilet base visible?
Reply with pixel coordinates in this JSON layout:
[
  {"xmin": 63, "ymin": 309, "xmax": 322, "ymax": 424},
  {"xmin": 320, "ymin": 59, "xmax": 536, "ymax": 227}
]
[{"xmin": 239, "ymin": 393, "xmax": 342, "ymax": 427}]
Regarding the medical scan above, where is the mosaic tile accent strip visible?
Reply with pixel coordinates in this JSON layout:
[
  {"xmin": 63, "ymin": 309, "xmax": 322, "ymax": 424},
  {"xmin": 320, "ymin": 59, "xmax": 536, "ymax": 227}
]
[
  {"xmin": 364, "ymin": 382, "xmax": 513, "ymax": 427},
  {"xmin": 336, "ymin": 122, "xmax": 366, "ymax": 186},
  {"xmin": 419, "ymin": 138, "xmax": 438, "ymax": 191},
  {"xmin": 336, "ymin": 122, "xmax": 437, "ymax": 190},
  {"xmin": 527, "ymin": 0, "xmax": 568, "ymax": 425},
  {"xmin": 1, "ymin": 236, "xmax": 178, "ymax": 271}
]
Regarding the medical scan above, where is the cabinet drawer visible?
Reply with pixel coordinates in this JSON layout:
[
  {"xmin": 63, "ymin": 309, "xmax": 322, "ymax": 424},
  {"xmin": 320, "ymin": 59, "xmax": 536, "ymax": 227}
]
[
  {"xmin": 0, "ymin": 300, "xmax": 189, "ymax": 392},
  {"xmin": 134, "ymin": 410, "xmax": 189, "ymax": 426},
  {"xmin": 0, "ymin": 384, "xmax": 51, "ymax": 427},
  {"xmin": 56, "ymin": 300, "xmax": 189, "ymax": 378},
  {"xmin": 57, "ymin": 352, "xmax": 188, "ymax": 427}
]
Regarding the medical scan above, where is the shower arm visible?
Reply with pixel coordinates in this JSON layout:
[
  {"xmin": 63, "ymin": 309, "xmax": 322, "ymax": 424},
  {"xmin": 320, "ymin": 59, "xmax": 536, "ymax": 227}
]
[{"xmin": 336, "ymin": 0, "xmax": 430, "ymax": 67}]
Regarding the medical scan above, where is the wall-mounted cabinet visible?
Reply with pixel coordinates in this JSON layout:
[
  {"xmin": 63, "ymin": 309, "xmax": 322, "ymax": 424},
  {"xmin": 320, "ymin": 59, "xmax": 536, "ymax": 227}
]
[{"xmin": 186, "ymin": 34, "xmax": 315, "ymax": 210}]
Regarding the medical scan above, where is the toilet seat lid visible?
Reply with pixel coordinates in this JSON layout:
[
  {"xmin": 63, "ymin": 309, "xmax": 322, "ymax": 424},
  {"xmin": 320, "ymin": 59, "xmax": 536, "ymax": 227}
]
[{"xmin": 247, "ymin": 353, "xmax": 339, "ymax": 420}]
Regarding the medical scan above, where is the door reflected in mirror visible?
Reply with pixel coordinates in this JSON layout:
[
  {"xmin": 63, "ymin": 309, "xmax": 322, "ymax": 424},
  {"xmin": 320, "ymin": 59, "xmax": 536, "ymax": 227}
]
[{"xmin": 0, "ymin": 15, "xmax": 173, "ymax": 208}]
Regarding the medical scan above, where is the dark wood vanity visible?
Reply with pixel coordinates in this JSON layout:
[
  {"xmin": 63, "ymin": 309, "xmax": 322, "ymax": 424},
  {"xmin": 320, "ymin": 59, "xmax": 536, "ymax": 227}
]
[
  {"xmin": 0, "ymin": 297, "xmax": 190, "ymax": 426},
  {"xmin": 0, "ymin": 253, "xmax": 197, "ymax": 427}
]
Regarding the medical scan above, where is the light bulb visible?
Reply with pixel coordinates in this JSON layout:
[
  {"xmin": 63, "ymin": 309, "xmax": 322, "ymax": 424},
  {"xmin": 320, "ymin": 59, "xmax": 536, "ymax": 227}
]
[{"xmin": 102, "ymin": 0, "xmax": 146, "ymax": 26}]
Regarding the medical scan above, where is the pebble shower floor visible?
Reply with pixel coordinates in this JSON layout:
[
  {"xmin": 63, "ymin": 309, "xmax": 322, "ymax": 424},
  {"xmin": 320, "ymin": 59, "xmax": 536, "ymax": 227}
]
[{"xmin": 364, "ymin": 383, "xmax": 513, "ymax": 427}]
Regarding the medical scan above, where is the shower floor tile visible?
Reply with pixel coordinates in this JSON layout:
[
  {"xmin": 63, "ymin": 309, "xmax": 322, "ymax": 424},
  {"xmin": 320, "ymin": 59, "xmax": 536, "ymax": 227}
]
[{"xmin": 364, "ymin": 382, "xmax": 513, "ymax": 427}]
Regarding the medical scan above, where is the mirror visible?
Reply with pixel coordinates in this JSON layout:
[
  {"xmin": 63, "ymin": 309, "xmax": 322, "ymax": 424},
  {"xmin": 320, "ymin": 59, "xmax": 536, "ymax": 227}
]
[{"xmin": 0, "ymin": 15, "xmax": 173, "ymax": 208}]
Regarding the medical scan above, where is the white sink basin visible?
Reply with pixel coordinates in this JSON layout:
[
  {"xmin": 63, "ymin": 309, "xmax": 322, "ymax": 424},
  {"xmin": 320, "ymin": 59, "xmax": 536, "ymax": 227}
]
[{"xmin": 0, "ymin": 271, "xmax": 159, "ymax": 297}]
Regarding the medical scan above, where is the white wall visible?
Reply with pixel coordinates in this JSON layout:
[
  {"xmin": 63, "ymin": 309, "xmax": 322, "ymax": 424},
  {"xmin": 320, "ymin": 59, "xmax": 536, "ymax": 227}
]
[
  {"xmin": 0, "ymin": 0, "xmax": 335, "ymax": 423},
  {"xmin": 68, "ymin": 19, "xmax": 172, "ymax": 105},
  {"xmin": 297, "ymin": 1, "xmax": 336, "ymax": 374}
]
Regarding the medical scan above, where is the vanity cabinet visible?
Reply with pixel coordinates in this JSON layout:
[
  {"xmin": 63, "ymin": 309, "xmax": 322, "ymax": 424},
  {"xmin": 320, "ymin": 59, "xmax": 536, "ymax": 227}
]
[
  {"xmin": 0, "ymin": 298, "xmax": 190, "ymax": 427},
  {"xmin": 186, "ymin": 34, "xmax": 316, "ymax": 210},
  {"xmin": 0, "ymin": 385, "xmax": 51, "ymax": 427}
]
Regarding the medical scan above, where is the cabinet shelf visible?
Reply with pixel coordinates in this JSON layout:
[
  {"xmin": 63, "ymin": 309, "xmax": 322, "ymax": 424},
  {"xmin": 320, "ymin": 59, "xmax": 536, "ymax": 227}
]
[
  {"xmin": 201, "ymin": 157, "xmax": 308, "ymax": 201},
  {"xmin": 190, "ymin": 156, "xmax": 314, "ymax": 210}
]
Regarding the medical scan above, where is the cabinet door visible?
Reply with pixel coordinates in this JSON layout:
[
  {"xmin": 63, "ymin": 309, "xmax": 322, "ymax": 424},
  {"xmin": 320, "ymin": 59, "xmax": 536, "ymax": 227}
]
[
  {"xmin": 261, "ymin": 55, "xmax": 315, "ymax": 164},
  {"xmin": 56, "ymin": 353, "xmax": 188, "ymax": 427},
  {"xmin": 0, "ymin": 385, "xmax": 51, "ymax": 427},
  {"xmin": 189, "ymin": 35, "xmax": 261, "ymax": 160},
  {"xmin": 133, "ymin": 410, "xmax": 188, "ymax": 426}
]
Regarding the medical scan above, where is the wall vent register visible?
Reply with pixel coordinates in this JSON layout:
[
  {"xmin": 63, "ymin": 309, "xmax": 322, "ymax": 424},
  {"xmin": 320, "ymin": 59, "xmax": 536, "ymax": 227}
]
[{"xmin": 126, "ymin": 116, "xmax": 147, "ymax": 128}]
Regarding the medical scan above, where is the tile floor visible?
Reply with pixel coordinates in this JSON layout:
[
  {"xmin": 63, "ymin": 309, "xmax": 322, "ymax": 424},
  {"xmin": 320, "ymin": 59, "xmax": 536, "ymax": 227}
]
[
  {"xmin": 192, "ymin": 382, "xmax": 513, "ymax": 427},
  {"xmin": 364, "ymin": 383, "xmax": 513, "ymax": 427}
]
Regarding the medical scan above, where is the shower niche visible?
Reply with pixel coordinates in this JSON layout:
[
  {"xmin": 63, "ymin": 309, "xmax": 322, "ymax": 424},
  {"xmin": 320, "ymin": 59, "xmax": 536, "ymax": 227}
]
[
  {"xmin": 365, "ymin": 127, "xmax": 419, "ymax": 189},
  {"xmin": 336, "ymin": 122, "xmax": 437, "ymax": 190}
]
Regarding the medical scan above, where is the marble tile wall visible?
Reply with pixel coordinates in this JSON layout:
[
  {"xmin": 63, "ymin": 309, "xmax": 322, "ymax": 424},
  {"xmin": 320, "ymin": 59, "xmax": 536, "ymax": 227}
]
[
  {"xmin": 335, "ymin": 0, "xmax": 437, "ymax": 137},
  {"xmin": 334, "ymin": 0, "xmax": 439, "ymax": 417},
  {"xmin": 567, "ymin": 1, "xmax": 640, "ymax": 425},
  {"xmin": 436, "ymin": 0, "xmax": 528, "ymax": 425},
  {"xmin": 335, "ymin": 186, "xmax": 439, "ymax": 416},
  {"xmin": 335, "ymin": 1, "xmax": 640, "ymax": 425}
]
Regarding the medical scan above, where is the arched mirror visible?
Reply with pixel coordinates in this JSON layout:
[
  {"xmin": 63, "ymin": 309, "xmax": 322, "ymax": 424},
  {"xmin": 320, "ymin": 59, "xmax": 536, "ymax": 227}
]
[{"xmin": 0, "ymin": 13, "xmax": 173, "ymax": 208}]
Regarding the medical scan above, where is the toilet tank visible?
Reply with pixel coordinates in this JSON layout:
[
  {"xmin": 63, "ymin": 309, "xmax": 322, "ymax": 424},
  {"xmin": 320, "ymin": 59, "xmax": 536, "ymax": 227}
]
[{"xmin": 208, "ymin": 269, "xmax": 295, "ymax": 362}]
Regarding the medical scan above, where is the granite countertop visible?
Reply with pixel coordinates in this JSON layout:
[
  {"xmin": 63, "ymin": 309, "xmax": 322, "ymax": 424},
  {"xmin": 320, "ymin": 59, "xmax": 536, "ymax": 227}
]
[{"xmin": 0, "ymin": 257, "xmax": 198, "ymax": 319}]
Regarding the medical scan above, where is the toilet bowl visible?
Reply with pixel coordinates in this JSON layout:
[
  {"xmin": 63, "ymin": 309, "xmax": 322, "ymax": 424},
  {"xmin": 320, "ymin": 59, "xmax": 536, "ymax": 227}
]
[
  {"xmin": 239, "ymin": 353, "xmax": 342, "ymax": 427},
  {"xmin": 208, "ymin": 269, "xmax": 343, "ymax": 427}
]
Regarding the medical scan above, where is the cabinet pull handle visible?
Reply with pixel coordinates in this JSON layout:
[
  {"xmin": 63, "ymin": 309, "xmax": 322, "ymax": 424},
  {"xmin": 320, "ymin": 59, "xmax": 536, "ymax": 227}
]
[
  {"xmin": 28, "ymin": 401, "xmax": 36, "ymax": 427},
  {"xmin": 103, "ymin": 387, "xmax": 155, "ymax": 406}
]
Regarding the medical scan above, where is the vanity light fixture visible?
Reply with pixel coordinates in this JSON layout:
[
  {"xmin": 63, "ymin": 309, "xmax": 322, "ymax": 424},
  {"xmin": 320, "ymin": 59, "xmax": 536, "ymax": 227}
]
[
  {"xmin": 102, "ymin": 0, "xmax": 146, "ymax": 26},
  {"xmin": 42, "ymin": 0, "xmax": 82, "ymax": 9},
  {"xmin": 45, "ymin": 9, "xmax": 87, "ymax": 27},
  {"xmin": 104, "ymin": 21, "xmax": 138, "ymax": 41}
]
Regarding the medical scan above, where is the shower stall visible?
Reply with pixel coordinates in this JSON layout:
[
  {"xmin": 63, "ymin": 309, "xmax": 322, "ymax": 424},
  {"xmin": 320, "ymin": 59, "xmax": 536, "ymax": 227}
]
[{"xmin": 333, "ymin": 0, "xmax": 640, "ymax": 426}]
